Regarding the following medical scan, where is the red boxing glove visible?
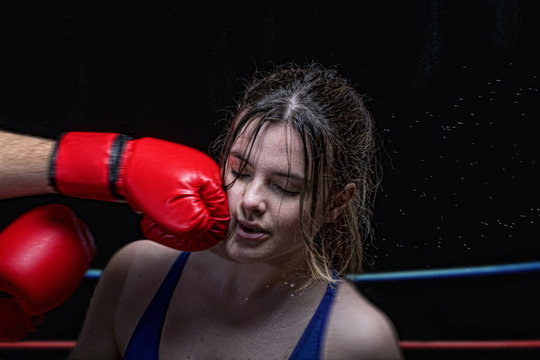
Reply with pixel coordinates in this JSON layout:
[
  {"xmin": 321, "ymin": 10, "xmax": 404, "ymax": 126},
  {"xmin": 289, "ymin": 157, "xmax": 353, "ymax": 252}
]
[
  {"xmin": 0, "ymin": 204, "xmax": 95, "ymax": 342},
  {"xmin": 49, "ymin": 132, "xmax": 229, "ymax": 251}
]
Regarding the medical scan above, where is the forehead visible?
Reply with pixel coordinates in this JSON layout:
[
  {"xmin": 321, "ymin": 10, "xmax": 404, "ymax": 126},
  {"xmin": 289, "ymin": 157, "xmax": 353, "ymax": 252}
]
[{"xmin": 231, "ymin": 121, "xmax": 305, "ymax": 172}]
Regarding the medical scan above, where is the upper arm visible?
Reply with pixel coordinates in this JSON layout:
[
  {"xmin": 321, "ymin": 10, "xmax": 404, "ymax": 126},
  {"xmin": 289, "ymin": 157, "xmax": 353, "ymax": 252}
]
[
  {"xmin": 68, "ymin": 242, "xmax": 140, "ymax": 360},
  {"xmin": 350, "ymin": 311, "xmax": 403, "ymax": 360},
  {"xmin": 69, "ymin": 240, "xmax": 179, "ymax": 360}
]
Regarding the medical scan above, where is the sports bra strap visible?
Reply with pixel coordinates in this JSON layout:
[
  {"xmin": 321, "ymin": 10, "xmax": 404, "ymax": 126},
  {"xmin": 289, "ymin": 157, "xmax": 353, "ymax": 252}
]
[{"xmin": 123, "ymin": 252, "xmax": 190, "ymax": 360}]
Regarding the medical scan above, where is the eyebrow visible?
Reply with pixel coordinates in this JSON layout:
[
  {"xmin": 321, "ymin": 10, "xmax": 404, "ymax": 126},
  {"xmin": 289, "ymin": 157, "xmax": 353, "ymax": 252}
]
[{"xmin": 229, "ymin": 151, "xmax": 305, "ymax": 181}]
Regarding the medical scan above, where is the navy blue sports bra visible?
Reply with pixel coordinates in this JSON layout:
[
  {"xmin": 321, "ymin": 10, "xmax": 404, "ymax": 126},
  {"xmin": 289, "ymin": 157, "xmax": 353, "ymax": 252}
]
[{"xmin": 123, "ymin": 252, "xmax": 338, "ymax": 359}]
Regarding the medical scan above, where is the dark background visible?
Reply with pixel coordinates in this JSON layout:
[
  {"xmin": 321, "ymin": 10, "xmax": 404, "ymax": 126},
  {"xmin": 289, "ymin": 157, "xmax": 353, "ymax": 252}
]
[{"xmin": 0, "ymin": 1, "xmax": 539, "ymax": 359}]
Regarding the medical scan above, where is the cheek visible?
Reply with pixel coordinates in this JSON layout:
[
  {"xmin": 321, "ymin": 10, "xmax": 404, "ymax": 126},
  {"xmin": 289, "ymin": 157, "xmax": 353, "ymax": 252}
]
[
  {"xmin": 276, "ymin": 205, "xmax": 305, "ymax": 246},
  {"xmin": 226, "ymin": 184, "xmax": 239, "ymax": 210},
  {"xmin": 223, "ymin": 166, "xmax": 234, "ymax": 186},
  {"xmin": 275, "ymin": 202, "xmax": 302, "ymax": 230},
  {"xmin": 225, "ymin": 180, "xmax": 247, "ymax": 218}
]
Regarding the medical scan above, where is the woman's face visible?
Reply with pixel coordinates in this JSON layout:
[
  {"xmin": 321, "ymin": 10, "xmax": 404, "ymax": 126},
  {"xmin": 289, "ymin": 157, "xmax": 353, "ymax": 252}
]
[{"xmin": 222, "ymin": 121, "xmax": 308, "ymax": 265}]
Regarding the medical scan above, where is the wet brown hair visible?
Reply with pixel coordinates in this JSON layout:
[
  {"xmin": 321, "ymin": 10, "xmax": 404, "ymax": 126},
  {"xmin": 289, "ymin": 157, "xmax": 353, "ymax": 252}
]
[{"xmin": 212, "ymin": 62, "xmax": 379, "ymax": 283}]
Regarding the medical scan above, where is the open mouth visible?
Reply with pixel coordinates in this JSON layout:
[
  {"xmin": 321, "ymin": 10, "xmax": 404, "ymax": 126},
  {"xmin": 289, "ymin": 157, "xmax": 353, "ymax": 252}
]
[
  {"xmin": 237, "ymin": 221, "xmax": 269, "ymax": 240},
  {"xmin": 240, "ymin": 223, "xmax": 262, "ymax": 233}
]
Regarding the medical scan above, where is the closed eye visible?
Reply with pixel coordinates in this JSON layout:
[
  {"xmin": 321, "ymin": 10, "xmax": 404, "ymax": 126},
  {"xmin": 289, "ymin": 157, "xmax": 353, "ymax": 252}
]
[
  {"xmin": 272, "ymin": 184, "xmax": 300, "ymax": 197},
  {"xmin": 230, "ymin": 168, "xmax": 251, "ymax": 180}
]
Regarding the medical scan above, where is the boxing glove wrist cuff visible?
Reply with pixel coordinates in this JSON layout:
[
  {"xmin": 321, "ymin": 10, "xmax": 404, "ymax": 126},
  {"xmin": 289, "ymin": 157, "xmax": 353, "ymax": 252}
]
[{"xmin": 48, "ymin": 132, "xmax": 132, "ymax": 201}]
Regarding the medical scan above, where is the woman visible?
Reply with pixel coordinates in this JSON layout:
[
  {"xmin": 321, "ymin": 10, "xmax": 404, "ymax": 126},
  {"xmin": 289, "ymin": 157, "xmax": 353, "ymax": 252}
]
[{"xmin": 70, "ymin": 62, "xmax": 403, "ymax": 359}]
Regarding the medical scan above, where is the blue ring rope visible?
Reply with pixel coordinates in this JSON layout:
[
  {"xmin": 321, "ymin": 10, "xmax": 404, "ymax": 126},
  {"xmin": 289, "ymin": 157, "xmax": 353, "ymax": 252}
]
[
  {"xmin": 346, "ymin": 261, "xmax": 540, "ymax": 282},
  {"xmin": 85, "ymin": 269, "xmax": 103, "ymax": 279},
  {"xmin": 84, "ymin": 261, "xmax": 540, "ymax": 282}
]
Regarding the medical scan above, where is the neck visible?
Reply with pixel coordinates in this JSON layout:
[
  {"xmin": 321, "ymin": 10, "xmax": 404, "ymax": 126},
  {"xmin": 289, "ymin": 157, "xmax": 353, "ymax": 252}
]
[{"xmin": 199, "ymin": 243, "xmax": 315, "ymax": 302}]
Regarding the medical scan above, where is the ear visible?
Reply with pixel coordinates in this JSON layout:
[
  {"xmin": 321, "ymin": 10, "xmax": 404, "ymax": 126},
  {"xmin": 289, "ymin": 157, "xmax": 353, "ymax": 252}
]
[{"xmin": 326, "ymin": 183, "xmax": 356, "ymax": 223}]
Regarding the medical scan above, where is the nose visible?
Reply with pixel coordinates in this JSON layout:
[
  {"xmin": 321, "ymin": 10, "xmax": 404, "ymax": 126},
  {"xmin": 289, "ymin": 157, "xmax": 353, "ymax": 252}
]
[{"xmin": 241, "ymin": 179, "xmax": 267, "ymax": 217}]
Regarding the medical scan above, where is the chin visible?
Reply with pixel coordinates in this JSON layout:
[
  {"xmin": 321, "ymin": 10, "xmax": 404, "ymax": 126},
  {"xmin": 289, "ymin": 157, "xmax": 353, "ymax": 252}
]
[
  {"xmin": 221, "ymin": 236, "xmax": 271, "ymax": 262},
  {"xmin": 226, "ymin": 236, "xmax": 307, "ymax": 268},
  {"xmin": 225, "ymin": 243, "xmax": 266, "ymax": 263}
]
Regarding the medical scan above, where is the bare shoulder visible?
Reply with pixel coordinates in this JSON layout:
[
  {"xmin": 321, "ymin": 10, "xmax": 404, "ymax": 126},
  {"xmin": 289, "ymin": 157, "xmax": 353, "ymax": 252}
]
[
  {"xmin": 109, "ymin": 239, "xmax": 179, "ymax": 264},
  {"xmin": 80, "ymin": 239, "xmax": 178, "ymax": 312},
  {"xmin": 108, "ymin": 239, "xmax": 180, "ymax": 276},
  {"xmin": 324, "ymin": 280, "xmax": 403, "ymax": 360},
  {"xmin": 111, "ymin": 239, "xmax": 181, "ymax": 308},
  {"xmin": 110, "ymin": 239, "xmax": 181, "ymax": 315}
]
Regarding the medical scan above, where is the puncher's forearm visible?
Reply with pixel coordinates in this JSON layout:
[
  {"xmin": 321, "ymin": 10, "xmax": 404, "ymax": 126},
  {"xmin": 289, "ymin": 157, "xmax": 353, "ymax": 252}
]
[{"xmin": 0, "ymin": 130, "xmax": 56, "ymax": 199}]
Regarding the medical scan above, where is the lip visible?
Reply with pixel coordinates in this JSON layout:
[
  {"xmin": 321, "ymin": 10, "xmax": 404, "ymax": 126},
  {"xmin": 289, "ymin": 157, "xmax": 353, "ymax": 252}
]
[{"xmin": 236, "ymin": 220, "xmax": 269, "ymax": 241}]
